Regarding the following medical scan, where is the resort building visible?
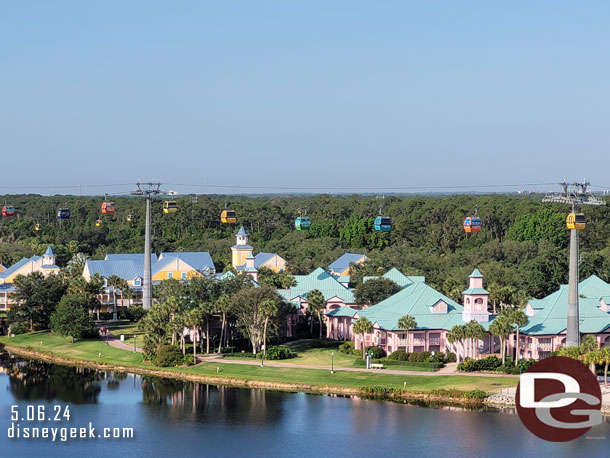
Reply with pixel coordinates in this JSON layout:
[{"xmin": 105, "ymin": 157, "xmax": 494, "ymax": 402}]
[
  {"xmin": 328, "ymin": 253, "xmax": 368, "ymax": 276},
  {"xmin": 231, "ymin": 226, "xmax": 286, "ymax": 273},
  {"xmin": 0, "ymin": 246, "xmax": 60, "ymax": 310}
]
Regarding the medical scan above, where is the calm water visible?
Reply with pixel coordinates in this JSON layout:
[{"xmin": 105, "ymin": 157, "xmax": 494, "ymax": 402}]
[{"xmin": 0, "ymin": 353, "xmax": 608, "ymax": 458}]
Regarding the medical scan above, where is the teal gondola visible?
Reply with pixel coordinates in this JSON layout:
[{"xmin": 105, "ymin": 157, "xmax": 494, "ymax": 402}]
[
  {"xmin": 295, "ymin": 216, "xmax": 311, "ymax": 230},
  {"xmin": 374, "ymin": 216, "xmax": 392, "ymax": 232}
]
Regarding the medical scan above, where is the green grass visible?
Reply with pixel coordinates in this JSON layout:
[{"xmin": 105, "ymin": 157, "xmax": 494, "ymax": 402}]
[
  {"xmin": 1, "ymin": 332, "xmax": 518, "ymax": 394},
  {"xmin": 106, "ymin": 321, "xmax": 145, "ymax": 349}
]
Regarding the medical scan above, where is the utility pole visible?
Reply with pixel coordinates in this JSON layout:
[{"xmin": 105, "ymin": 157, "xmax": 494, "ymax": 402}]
[
  {"xmin": 543, "ymin": 180, "xmax": 605, "ymax": 347},
  {"xmin": 131, "ymin": 181, "xmax": 162, "ymax": 309}
]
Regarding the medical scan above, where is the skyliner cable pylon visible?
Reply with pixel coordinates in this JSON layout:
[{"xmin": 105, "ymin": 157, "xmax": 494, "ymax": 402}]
[{"xmin": 542, "ymin": 180, "xmax": 606, "ymax": 347}]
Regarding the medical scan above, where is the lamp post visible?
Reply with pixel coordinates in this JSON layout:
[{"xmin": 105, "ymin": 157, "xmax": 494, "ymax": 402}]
[
  {"xmin": 331, "ymin": 351, "xmax": 334, "ymax": 374},
  {"xmin": 260, "ymin": 351, "xmax": 264, "ymax": 367},
  {"xmin": 133, "ymin": 335, "xmax": 137, "ymax": 353},
  {"xmin": 430, "ymin": 351, "xmax": 435, "ymax": 372}
]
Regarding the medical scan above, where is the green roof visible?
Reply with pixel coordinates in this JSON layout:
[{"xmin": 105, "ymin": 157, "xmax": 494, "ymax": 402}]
[
  {"xmin": 362, "ymin": 268, "xmax": 422, "ymax": 288},
  {"xmin": 326, "ymin": 306, "xmax": 358, "ymax": 318},
  {"xmin": 469, "ymin": 268, "xmax": 483, "ymax": 278},
  {"xmin": 521, "ymin": 276, "xmax": 610, "ymax": 336},
  {"xmin": 355, "ymin": 281, "xmax": 464, "ymax": 331},
  {"xmin": 462, "ymin": 287, "xmax": 489, "ymax": 295},
  {"xmin": 277, "ymin": 267, "xmax": 355, "ymax": 303}
]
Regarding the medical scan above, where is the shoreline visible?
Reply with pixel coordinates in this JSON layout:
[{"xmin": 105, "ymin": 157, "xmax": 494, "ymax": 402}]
[{"xmin": 3, "ymin": 344, "xmax": 501, "ymax": 409}]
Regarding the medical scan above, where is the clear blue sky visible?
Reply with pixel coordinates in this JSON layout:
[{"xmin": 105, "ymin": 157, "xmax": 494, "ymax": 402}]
[{"xmin": 1, "ymin": 1, "xmax": 609, "ymax": 194}]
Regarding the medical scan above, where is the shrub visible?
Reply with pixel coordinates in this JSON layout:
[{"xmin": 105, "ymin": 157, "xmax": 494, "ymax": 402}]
[
  {"xmin": 387, "ymin": 350, "xmax": 409, "ymax": 361},
  {"xmin": 458, "ymin": 356, "xmax": 502, "ymax": 372},
  {"xmin": 352, "ymin": 349, "xmax": 362, "ymax": 357},
  {"xmin": 262, "ymin": 346, "xmax": 296, "ymax": 360},
  {"xmin": 408, "ymin": 351, "xmax": 431, "ymax": 363},
  {"xmin": 181, "ymin": 354, "xmax": 195, "ymax": 366},
  {"xmin": 125, "ymin": 305, "xmax": 146, "ymax": 322},
  {"xmin": 366, "ymin": 346, "xmax": 386, "ymax": 359},
  {"xmin": 445, "ymin": 352, "xmax": 457, "ymax": 363},
  {"xmin": 432, "ymin": 352, "xmax": 445, "ymax": 363},
  {"xmin": 338, "ymin": 341, "xmax": 354, "ymax": 354},
  {"xmin": 498, "ymin": 358, "xmax": 536, "ymax": 374},
  {"xmin": 10, "ymin": 322, "xmax": 30, "ymax": 335},
  {"xmin": 153, "ymin": 345, "xmax": 184, "ymax": 367}
]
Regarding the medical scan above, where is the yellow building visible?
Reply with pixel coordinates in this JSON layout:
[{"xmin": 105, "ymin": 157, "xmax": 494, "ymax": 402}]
[
  {"xmin": 231, "ymin": 226, "xmax": 287, "ymax": 273},
  {"xmin": 0, "ymin": 245, "xmax": 60, "ymax": 285}
]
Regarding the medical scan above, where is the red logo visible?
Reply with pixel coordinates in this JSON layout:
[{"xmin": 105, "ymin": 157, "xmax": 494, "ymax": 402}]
[{"xmin": 516, "ymin": 356, "xmax": 602, "ymax": 442}]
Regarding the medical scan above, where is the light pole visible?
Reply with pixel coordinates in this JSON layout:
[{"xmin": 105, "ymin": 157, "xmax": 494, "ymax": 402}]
[
  {"xmin": 133, "ymin": 334, "xmax": 137, "ymax": 353},
  {"xmin": 430, "ymin": 351, "xmax": 435, "ymax": 372},
  {"xmin": 331, "ymin": 351, "xmax": 334, "ymax": 374}
]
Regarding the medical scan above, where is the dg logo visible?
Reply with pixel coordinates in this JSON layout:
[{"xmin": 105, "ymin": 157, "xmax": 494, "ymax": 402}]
[{"xmin": 516, "ymin": 356, "xmax": 603, "ymax": 441}]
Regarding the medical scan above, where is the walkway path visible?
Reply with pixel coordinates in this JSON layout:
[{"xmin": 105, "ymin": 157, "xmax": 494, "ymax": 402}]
[{"xmin": 101, "ymin": 334, "xmax": 142, "ymax": 353}]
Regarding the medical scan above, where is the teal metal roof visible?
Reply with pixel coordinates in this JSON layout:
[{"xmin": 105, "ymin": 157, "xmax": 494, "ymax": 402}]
[
  {"xmin": 363, "ymin": 268, "xmax": 417, "ymax": 288},
  {"xmin": 277, "ymin": 267, "xmax": 355, "ymax": 303},
  {"xmin": 336, "ymin": 275, "xmax": 350, "ymax": 283},
  {"xmin": 355, "ymin": 281, "xmax": 464, "ymax": 331},
  {"xmin": 462, "ymin": 287, "xmax": 489, "ymax": 295},
  {"xmin": 326, "ymin": 306, "xmax": 358, "ymax": 318},
  {"xmin": 521, "ymin": 276, "xmax": 610, "ymax": 336},
  {"xmin": 469, "ymin": 268, "xmax": 483, "ymax": 278}
]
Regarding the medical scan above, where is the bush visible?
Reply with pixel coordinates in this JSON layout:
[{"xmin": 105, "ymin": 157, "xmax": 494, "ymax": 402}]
[
  {"xmin": 445, "ymin": 352, "xmax": 457, "ymax": 363},
  {"xmin": 261, "ymin": 346, "xmax": 296, "ymax": 360},
  {"xmin": 10, "ymin": 322, "xmax": 30, "ymax": 335},
  {"xmin": 432, "ymin": 351, "xmax": 445, "ymax": 363},
  {"xmin": 338, "ymin": 341, "xmax": 354, "ymax": 354},
  {"xmin": 366, "ymin": 346, "xmax": 386, "ymax": 359},
  {"xmin": 387, "ymin": 350, "xmax": 409, "ymax": 361},
  {"xmin": 153, "ymin": 345, "xmax": 185, "ymax": 367},
  {"xmin": 498, "ymin": 358, "xmax": 536, "ymax": 374},
  {"xmin": 408, "ymin": 351, "xmax": 431, "ymax": 363},
  {"xmin": 181, "ymin": 354, "xmax": 195, "ymax": 366},
  {"xmin": 458, "ymin": 356, "xmax": 502, "ymax": 372},
  {"xmin": 352, "ymin": 349, "xmax": 362, "ymax": 357},
  {"xmin": 125, "ymin": 306, "xmax": 146, "ymax": 322}
]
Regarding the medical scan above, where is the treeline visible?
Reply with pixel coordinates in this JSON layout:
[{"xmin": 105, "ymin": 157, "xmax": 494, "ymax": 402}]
[{"xmin": 1, "ymin": 193, "xmax": 610, "ymax": 299}]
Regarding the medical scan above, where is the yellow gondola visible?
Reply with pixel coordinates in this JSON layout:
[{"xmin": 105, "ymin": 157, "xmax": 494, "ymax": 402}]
[
  {"xmin": 126, "ymin": 214, "xmax": 133, "ymax": 223},
  {"xmin": 95, "ymin": 219, "xmax": 102, "ymax": 227},
  {"xmin": 566, "ymin": 213, "xmax": 585, "ymax": 230},
  {"xmin": 34, "ymin": 223, "xmax": 41, "ymax": 231},
  {"xmin": 221, "ymin": 209, "xmax": 237, "ymax": 224},
  {"xmin": 163, "ymin": 201, "xmax": 178, "ymax": 214}
]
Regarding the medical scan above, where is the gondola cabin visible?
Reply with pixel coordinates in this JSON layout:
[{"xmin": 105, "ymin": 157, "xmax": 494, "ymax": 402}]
[
  {"xmin": 374, "ymin": 216, "xmax": 392, "ymax": 232},
  {"xmin": 34, "ymin": 224, "xmax": 41, "ymax": 231},
  {"xmin": 294, "ymin": 216, "xmax": 311, "ymax": 230},
  {"xmin": 126, "ymin": 214, "xmax": 133, "ymax": 223},
  {"xmin": 1, "ymin": 206, "xmax": 15, "ymax": 217},
  {"xmin": 95, "ymin": 219, "xmax": 102, "ymax": 227},
  {"xmin": 57, "ymin": 208, "xmax": 71, "ymax": 220},
  {"xmin": 163, "ymin": 201, "xmax": 178, "ymax": 214},
  {"xmin": 221, "ymin": 210, "xmax": 237, "ymax": 224},
  {"xmin": 101, "ymin": 201, "xmax": 115, "ymax": 214},
  {"xmin": 463, "ymin": 217, "xmax": 482, "ymax": 233},
  {"xmin": 566, "ymin": 213, "xmax": 586, "ymax": 230}
]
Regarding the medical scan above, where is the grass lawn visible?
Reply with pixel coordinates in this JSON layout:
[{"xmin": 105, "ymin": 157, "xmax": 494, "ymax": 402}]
[
  {"xmin": 1, "ymin": 332, "xmax": 518, "ymax": 394},
  {"xmin": 106, "ymin": 321, "xmax": 145, "ymax": 350}
]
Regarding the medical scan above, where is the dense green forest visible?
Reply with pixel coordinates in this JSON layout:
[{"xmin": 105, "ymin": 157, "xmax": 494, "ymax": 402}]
[{"xmin": 1, "ymin": 193, "xmax": 610, "ymax": 301}]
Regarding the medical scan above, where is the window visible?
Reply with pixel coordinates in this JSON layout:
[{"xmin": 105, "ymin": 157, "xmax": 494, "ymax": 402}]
[
  {"xmin": 168, "ymin": 272, "xmax": 173, "ymax": 279},
  {"xmin": 134, "ymin": 278, "xmax": 141, "ymax": 286},
  {"xmin": 182, "ymin": 272, "xmax": 187, "ymax": 280}
]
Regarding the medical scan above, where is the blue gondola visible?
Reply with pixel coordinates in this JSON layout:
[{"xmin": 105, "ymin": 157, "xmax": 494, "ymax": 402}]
[
  {"xmin": 57, "ymin": 208, "xmax": 71, "ymax": 220},
  {"xmin": 295, "ymin": 216, "xmax": 311, "ymax": 230},
  {"xmin": 374, "ymin": 216, "xmax": 392, "ymax": 232}
]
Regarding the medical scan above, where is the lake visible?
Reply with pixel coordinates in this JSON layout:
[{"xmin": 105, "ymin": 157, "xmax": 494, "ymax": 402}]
[{"xmin": 0, "ymin": 353, "xmax": 608, "ymax": 458}]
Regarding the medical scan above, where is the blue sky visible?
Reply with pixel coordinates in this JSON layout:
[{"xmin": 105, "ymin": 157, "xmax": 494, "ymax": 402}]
[{"xmin": 1, "ymin": 1, "xmax": 609, "ymax": 194}]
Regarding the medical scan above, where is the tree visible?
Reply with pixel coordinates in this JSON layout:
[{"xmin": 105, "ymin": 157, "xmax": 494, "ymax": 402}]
[
  {"xmin": 354, "ymin": 278, "xmax": 401, "ymax": 306},
  {"xmin": 447, "ymin": 325, "xmax": 467, "ymax": 363},
  {"xmin": 397, "ymin": 315, "xmax": 417, "ymax": 353},
  {"xmin": 214, "ymin": 294, "xmax": 232, "ymax": 353},
  {"xmin": 257, "ymin": 267, "xmax": 297, "ymax": 289},
  {"xmin": 106, "ymin": 275, "xmax": 128, "ymax": 321},
  {"xmin": 489, "ymin": 315, "xmax": 512, "ymax": 364},
  {"xmin": 231, "ymin": 285, "xmax": 282, "ymax": 354},
  {"xmin": 506, "ymin": 309, "xmax": 528, "ymax": 365},
  {"xmin": 9, "ymin": 272, "xmax": 67, "ymax": 330},
  {"xmin": 352, "ymin": 317, "xmax": 373, "ymax": 359},
  {"xmin": 140, "ymin": 299, "xmax": 176, "ymax": 357},
  {"xmin": 464, "ymin": 320, "xmax": 486, "ymax": 359},
  {"xmin": 442, "ymin": 277, "xmax": 463, "ymax": 304},
  {"xmin": 306, "ymin": 289, "xmax": 326, "ymax": 339},
  {"xmin": 259, "ymin": 300, "xmax": 278, "ymax": 356},
  {"xmin": 599, "ymin": 347, "xmax": 610, "ymax": 386},
  {"xmin": 67, "ymin": 273, "xmax": 104, "ymax": 319},
  {"xmin": 50, "ymin": 294, "xmax": 95, "ymax": 343}
]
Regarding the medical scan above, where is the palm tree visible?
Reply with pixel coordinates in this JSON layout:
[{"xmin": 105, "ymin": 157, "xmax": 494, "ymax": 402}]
[
  {"xmin": 487, "ymin": 282, "xmax": 501, "ymax": 315},
  {"xmin": 307, "ymin": 289, "xmax": 326, "ymax": 339},
  {"xmin": 106, "ymin": 275, "xmax": 128, "ymax": 321},
  {"xmin": 599, "ymin": 347, "xmax": 610, "ymax": 386},
  {"xmin": 214, "ymin": 294, "xmax": 232, "ymax": 353},
  {"xmin": 397, "ymin": 315, "xmax": 417, "ymax": 353},
  {"xmin": 507, "ymin": 309, "xmax": 528, "ymax": 365},
  {"xmin": 465, "ymin": 320, "xmax": 486, "ymax": 359},
  {"xmin": 447, "ymin": 325, "xmax": 467, "ymax": 363},
  {"xmin": 258, "ymin": 299, "xmax": 278, "ymax": 357},
  {"xmin": 489, "ymin": 316, "xmax": 512, "ymax": 364},
  {"xmin": 581, "ymin": 350, "xmax": 600, "ymax": 376},
  {"xmin": 352, "ymin": 317, "xmax": 373, "ymax": 359}
]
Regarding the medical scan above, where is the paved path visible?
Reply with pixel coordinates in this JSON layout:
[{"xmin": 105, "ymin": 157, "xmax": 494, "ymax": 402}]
[{"xmin": 101, "ymin": 334, "xmax": 142, "ymax": 353}]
